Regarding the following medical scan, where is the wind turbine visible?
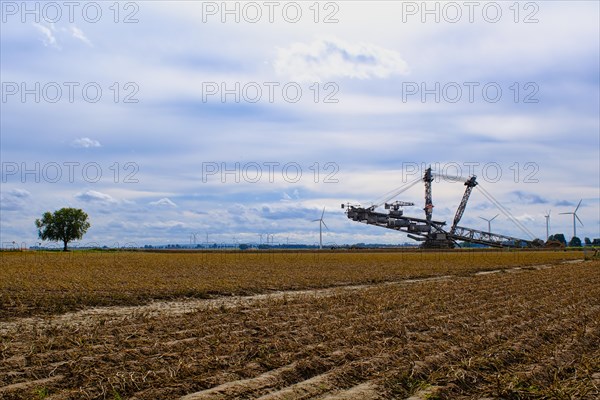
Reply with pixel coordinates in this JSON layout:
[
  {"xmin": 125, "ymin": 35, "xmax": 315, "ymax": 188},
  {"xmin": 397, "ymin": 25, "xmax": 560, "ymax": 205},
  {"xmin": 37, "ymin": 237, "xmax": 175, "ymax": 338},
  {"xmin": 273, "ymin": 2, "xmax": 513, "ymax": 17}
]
[
  {"xmin": 479, "ymin": 214, "xmax": 499, "ymax": 234},
  {"xmin": 191, "ymin": 233, "xmax": 202, "ymax": 246},
  {"xmin": 312, "ymin": 207, "xmax": 329, "ymax": 250},
  {"xmin": 544, "ymin": 210, "xmax": 551, "ymax": 241},
  {"xmin": 560, "ymin": 199, "xmax": 583, "ymax": 239}
]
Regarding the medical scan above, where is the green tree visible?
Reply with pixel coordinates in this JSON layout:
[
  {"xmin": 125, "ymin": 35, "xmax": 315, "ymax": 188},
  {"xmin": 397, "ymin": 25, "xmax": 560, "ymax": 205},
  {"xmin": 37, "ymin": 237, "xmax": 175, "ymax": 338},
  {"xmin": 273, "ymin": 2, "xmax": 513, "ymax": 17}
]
[
  {"xmin": 569, "ymin": 236, "xmax": 582, "ymax": 247},
  {"xmin": 552, "ymin": 233, "xmax": 567, "ymax": 246},
  {"xmin": 531, "ymin": 238, "xmax": 545, "ymax": 247},
  {"xmin": 35, "ymin": 208, "xmax": 90, "ymax": 251},
  {"xmin": 584, "ymin": 237, "xmax": 592, "ymax": 246}
]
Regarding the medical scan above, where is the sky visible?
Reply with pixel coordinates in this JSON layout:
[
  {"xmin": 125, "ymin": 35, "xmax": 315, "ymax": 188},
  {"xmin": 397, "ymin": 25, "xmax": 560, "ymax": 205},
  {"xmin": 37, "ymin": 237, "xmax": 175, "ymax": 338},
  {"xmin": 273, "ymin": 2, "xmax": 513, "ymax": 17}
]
[{"xmin": 1, "ymin": 0, "xmax": 599, "ymax": 247}]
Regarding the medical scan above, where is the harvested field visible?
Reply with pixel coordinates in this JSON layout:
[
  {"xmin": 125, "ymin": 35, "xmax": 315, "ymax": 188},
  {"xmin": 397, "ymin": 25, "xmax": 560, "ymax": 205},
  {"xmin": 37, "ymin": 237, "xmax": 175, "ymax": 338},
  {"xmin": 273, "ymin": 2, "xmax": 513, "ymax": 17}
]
[
  {"xmin": 1, "ymin": 251, "xmax": 598, "ymax": 399},
  {"xmin": 0, "ymin": 250, "xmax": 582, "ymax": 319}
]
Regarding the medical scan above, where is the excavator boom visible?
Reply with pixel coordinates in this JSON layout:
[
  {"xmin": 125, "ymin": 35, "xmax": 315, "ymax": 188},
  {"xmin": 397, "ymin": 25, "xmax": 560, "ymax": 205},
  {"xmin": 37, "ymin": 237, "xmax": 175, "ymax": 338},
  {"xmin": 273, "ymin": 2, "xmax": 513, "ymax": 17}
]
[{"xmin": 343, "ymin": 167, "xmax": 535, "ymax": 248}]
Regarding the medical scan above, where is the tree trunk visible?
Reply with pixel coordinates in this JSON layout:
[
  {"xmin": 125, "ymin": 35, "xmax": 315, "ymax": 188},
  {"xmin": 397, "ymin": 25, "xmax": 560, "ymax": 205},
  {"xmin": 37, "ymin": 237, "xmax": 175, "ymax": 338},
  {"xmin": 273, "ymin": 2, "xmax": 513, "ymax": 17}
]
[{"xmin": 63, "ymin": 240, "xmax": 68, "ymax": 251}]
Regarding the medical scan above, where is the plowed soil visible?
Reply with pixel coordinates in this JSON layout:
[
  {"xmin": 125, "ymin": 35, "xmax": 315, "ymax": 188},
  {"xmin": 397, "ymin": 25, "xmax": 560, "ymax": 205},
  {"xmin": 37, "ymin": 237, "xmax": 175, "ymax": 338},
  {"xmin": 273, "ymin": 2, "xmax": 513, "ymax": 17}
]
[{"xmin": 1, "ymin": 251, "xmax": 598, "ymax": 399}]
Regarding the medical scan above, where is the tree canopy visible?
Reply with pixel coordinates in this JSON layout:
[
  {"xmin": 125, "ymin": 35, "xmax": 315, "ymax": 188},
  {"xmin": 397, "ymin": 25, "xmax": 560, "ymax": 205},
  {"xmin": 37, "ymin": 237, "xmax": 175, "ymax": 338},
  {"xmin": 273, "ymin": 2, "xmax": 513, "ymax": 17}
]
[
  {"xmin": 35, "ymin": 208, "xmax": 90, "ymax": 251},
  {"xmin": 549, "ymin": 233, "xmax": 567, "ymax": 246}
]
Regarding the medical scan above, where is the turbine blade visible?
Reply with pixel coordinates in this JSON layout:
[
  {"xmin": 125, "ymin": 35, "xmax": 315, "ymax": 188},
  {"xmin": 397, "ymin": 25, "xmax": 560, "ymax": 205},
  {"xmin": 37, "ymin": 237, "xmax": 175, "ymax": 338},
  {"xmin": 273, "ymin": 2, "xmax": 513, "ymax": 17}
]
[
  {"xmin": 558, "ymin": 212, "xmax": 571, "ymax": 215},
  {"xmin": 491, "ymin": 214, "xmax": 499, "ymax": 221},
  {"xmin": 576, "ymin": 215, "xmax": 584, "ymax": 226},
  {"xmin": 478, "ymin": 216, "xmax": 486, "ymax": 221},
  {"xmin": 322, "ymin": 220, "xmax": 329, "ymax": 230},
  {"xmin": 321, "ymin": 207, "xmax": 325, "ymax": 219},
  {"xmin": 311, "ymin": 219, "xmax": 320, "ymax": 222},
  {"xmin": 575, "ymin": 199, "xmax": 582, "ymax": 213}
]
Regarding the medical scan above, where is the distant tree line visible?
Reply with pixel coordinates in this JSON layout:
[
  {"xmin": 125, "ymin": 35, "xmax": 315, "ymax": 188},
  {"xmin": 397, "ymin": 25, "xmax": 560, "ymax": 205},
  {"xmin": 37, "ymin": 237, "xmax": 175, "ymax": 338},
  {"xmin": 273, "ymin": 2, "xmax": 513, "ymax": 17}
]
[{"xmin": 547, "ymin": 234, "xmax": 600, "ymax": 247}]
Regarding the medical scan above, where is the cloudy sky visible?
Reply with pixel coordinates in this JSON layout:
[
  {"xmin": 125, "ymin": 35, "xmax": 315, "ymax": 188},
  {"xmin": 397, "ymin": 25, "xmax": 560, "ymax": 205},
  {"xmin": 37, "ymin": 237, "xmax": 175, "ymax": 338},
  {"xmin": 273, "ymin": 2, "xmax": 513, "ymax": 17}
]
[{"xmin": 1, "ymin": 1, "xmax": 598, "ymax": 247}]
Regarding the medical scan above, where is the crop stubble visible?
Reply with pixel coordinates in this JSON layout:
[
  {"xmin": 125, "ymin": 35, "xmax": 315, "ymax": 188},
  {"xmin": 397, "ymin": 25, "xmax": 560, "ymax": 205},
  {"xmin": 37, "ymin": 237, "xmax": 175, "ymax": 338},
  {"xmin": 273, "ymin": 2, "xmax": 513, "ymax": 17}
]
[
  {"xmin": 0, "ymin": 250, "xmax": 583, "ymax": 319},
  {"xmin": 0, "ymin": 251, "xmax": 598, "ymax": 399}
]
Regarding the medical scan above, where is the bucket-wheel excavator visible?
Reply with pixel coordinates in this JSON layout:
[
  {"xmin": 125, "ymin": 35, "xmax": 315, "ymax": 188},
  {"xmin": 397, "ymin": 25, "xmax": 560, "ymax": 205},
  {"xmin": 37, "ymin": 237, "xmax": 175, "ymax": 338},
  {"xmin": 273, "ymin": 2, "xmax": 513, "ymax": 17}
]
[{"xmin": 342, "ymin": 167, "xmax": 538, "ymax": 248}]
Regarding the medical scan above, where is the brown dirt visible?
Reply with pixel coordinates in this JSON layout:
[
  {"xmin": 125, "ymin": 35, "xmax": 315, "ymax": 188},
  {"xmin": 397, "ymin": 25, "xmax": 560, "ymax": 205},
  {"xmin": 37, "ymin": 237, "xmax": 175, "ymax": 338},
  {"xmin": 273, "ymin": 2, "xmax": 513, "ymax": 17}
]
[{"xmin": 1, "ymin": 259, "xmax": 598, "ymax": 399}]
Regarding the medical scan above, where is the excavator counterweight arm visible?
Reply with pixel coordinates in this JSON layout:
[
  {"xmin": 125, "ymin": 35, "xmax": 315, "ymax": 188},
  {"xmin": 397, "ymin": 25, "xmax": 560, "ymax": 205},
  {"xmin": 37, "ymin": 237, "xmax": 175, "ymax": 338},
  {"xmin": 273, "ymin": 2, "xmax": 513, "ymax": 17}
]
[
  {"xmin": 423, "ymin": 167, "xmax": 434, "ymax": 225},
  {"xmin": 450, "ymin": 176, "xmax": 477, "ymax": 235}
]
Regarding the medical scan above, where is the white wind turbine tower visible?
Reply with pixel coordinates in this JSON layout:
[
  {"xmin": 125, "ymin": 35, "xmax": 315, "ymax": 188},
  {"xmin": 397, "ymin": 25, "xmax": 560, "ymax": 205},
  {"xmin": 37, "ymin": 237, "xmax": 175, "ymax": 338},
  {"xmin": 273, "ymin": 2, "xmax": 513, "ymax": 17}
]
[
  {"xmin": 312, "ymin": 207, "xmax": 329, "ymax": 250},
  {"xmin": 560, "ymin": 199, "xmax": 583, "ymax": 239},
  {"xmin": 479, "ymin": 214, "xmax": 499, "ymax": 234},
  {"xmin": 544, "ymin": 210, "xmax": 551, "ymax": 241}
]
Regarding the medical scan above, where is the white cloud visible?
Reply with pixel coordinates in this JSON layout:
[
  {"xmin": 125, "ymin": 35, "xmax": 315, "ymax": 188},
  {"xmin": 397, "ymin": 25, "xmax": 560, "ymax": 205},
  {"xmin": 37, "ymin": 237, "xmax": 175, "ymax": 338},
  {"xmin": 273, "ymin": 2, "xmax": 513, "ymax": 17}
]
[
  {"xmin": 75, "ymin": 190, "xmax": 117, "ymax": 204},
  {"xmin": 32, "ymin": 23, "xmax": 92, "ymax": 49},
  {"xmin": 513, "ymin": 214, "xmax": 537, "ymax": 223},
  {"xmin": 143, "ymin": 220, "xmax": 185, "ymax": 229},
  {"xmin": 8, "ymin": 189, "xmax": 31, "ymax": 199},
  {"xmin": 458, "ymin": 114, "xmax": 598, "ymax": 141},
  {"xmin": 69, "ymin": 26, "xmax": 92, "ymax": 46},
  {"xmin": 33, "ymin": 23, "xmax": 58, "ymax": 48},
  {"xmin": 149, "ymin": 198, "xmax": 177, "ymax": 207},
  {"xmin": 0, "ymin": 189, "xmax": 32, "ymax": 211},
  {"xmin": 281, "ymin": 189, "xmax": 301, "ymax": 202},
  {"xmin": 72, "ymin": 137, "xmax": 101, "ymax": 148},
  {"xmin": 275, "ymin": 37, "xmax": 409, "ymax": 82}
]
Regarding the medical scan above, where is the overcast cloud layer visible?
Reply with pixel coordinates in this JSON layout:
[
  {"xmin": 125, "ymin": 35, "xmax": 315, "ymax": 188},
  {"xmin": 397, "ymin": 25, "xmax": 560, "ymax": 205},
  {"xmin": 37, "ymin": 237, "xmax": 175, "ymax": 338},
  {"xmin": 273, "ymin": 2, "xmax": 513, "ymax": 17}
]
[{"xmin": 1, "ymin": 1, "xmax": 599, "ymax": 247}]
